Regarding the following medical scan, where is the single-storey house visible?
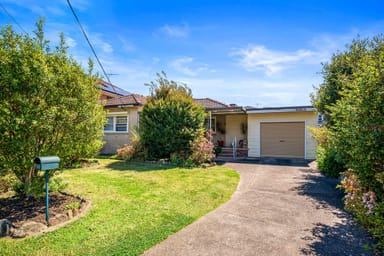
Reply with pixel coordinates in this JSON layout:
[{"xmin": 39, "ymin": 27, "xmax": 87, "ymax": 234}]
[{"xmin": 99, "ymin": 82, "xmax": 318, "ymax": 160}]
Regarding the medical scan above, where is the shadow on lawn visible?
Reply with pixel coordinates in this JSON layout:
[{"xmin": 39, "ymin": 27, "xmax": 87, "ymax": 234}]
[
  {"xmin": 295, "ymin": 169, "xmax": 374, "ymax": 255},
  {"xmin": 106, "ymin": 160, "xmax": 177, "ymax": 172}
]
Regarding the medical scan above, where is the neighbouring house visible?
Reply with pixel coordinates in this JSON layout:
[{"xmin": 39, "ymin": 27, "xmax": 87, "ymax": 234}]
[
  {"xmin": 98, "ymin": 80, "xmax": 145, "ymax": 154},
  {"xmin": 98, "ymin": 82, "xmax": 318, "ymax": 160}
]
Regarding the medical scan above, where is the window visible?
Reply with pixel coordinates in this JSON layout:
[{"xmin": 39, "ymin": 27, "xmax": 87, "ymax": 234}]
[
  {"xmin": 104, "ymin": 117, "xmax": 114, "ymax": 131},
  {"xmin": 204, "ymin": 117, "xmax": 216, "ymax": 133},
  {"xmin": 115, "ymin": 116, "xmax": 128, "ymax": 131},
  {"xmin": 317, "ymin": 114, "xmax": 325, "ymax": 126},
  {"xmin": 104, "ymin": 115, "xmax": 129, "ymax": 133}
]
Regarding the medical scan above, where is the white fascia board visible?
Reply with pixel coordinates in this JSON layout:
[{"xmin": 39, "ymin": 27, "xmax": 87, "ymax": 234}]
[{"xmin": 247, "ymin": 107, "xmax": 315, "ymax": 114}]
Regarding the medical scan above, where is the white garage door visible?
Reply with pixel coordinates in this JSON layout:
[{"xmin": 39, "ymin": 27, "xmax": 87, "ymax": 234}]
[{"xmin": 260, "ymin": 122, "xmax": 305, "ymax": 158}]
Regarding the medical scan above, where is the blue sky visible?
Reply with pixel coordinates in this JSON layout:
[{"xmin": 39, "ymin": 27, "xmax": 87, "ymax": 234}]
[{"xmin": 1, "ymin": 0, "xmax": 383, "ymax": 107}]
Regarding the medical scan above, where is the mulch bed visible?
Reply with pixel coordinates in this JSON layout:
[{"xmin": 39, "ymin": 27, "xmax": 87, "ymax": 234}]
[{"xmin": 0, "ymin": 192, "xmax": 89, "ymax": 238}]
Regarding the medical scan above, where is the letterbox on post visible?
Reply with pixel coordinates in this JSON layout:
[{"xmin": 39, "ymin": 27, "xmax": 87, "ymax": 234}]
[
  {"xmin": 34, "ymin": 156, "xmax": 60, "ymax": 171},
  {"xmin": 34, "ymin": 156, "xmax": 60, "ymax": 225}
]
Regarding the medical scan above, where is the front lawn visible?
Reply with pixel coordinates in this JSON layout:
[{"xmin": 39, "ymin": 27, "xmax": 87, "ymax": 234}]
[{"xmin": 0, "ymin": 159, "xmax": 239, "ymax": 256}]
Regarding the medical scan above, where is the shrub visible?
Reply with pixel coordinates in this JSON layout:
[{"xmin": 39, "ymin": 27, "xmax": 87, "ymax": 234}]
[
  {"xmin": 312, "ymin": 34, "xmax": 384, "ymax": 253},
  {"xmin": 310, "ymin": 126, "xmax": 344, "ymax": 178},
  {"xmin": 188, "ymin": 130, "xmax": 215, "ymax": 166},
  {"xmin": 0, "ymin": 172, "xmax": 18, "ymax": 194},
  {"xmin": 116, "ymin": 144, "xmax": 135, "ymax": 161},
  {"xmin": 140, "ymin": 72, "xmax": 205, "ymax": 160},
  {"xmin": 214, "ymin": 146, "xmax": 222, "ymax": 155},
  {"xmin": 13, "ymin": 173, "xmax": 67, "ymax": 198},
  {"xmin": 0, "ymin": 20, "xmax": 104, "ymax": 196},
  {"xmin": 339, "ymin": 169, "xmax": 384, "ymax": 252},
  {"xmin": 316, "ymin": 146, "xmax": 344, "ymax": 178}
]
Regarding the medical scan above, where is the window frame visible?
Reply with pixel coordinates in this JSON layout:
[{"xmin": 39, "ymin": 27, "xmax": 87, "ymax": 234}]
[{"xmin": 104, "ymin": 113, "xmax": 129, "ymax": 133}]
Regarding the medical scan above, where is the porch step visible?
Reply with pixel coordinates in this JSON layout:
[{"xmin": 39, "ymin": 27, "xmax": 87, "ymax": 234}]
[{"xmin": 216, "ymin": 147, "xmax": 249, "ymax": 158}]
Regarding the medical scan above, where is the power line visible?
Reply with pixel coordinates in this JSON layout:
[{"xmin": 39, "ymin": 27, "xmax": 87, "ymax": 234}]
[
  {"xmin": 0, "ymin": 2, "xmax": 27, "ymax": 34},
  {"xmin": 66, "ymin": 0, "xmax": 111, "ymax": 84}
]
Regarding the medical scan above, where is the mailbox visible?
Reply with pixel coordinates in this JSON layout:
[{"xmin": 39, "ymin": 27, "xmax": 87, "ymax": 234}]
[{"xmin": 34, "ymin": 156, "xmax": 60, "ymax": 171}]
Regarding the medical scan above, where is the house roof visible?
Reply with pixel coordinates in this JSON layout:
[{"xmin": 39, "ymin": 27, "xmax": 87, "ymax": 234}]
[
  {"xmin": 104, "ymin": 94, "xmax": 146, "ymax": 107},
  {"xmin": 194, "ymin": 98, "xmax": 247, "ymax": 114},
  {"xmin": 246, "ymin": 105, "xmax": 315, "ymax": 114},
  {"xmin": 194, "ymin": 98, "xmax": 228, "ymax": 109},
  {"xmin": 101, "ymin": 90, "xmax": 121, "ymax": 99},
  {"xmin": 96, "ymin": 79, "xmax": 130, "ymax": 96}
]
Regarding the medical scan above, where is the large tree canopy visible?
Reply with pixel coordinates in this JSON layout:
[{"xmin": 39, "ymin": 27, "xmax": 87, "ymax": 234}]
[
  {"xmin": 140, "ymin": 72, "xmax": 206, "ymax": 160},
  {"xmin": 0, "ymin": 20, "xmax": 105, "ymax": 195},
  {"xmin": 311, "ymin": 38, "xmax": 372, "ymax": 126}
]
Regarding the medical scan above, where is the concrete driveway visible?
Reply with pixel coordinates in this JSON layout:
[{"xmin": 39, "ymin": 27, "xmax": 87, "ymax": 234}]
[{"xmin": 143, "ymin": 163, "xmax": 373, "ymax": 256}]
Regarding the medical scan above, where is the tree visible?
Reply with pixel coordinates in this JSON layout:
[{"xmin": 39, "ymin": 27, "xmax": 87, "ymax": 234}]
[
  {"xmin": 0, "ymin": 20, "xmax": 105, "ymax": 196},
  {"xmin": 312, "ymin": 35, "xmax": 384, "ymax": 251},
  {"xmin": 140, "ymin": 72, "xmax": 206, "ymax": 160},
  {"xmin": 311, "ymin": 38, "xmax": 369, "ymax": 126}
]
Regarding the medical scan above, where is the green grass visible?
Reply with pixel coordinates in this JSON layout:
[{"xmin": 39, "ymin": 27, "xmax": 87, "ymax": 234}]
[{"xmin": 0, "ymin": 159, "xmax": 239, "ymax": 256}]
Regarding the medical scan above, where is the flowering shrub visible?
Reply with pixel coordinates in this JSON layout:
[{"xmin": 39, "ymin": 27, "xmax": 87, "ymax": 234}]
[
  {"xmin": 116, "ymin": 144, "xmax": 135, "ymax": 161},
  {"xmin": 340, "ymin": 169, "xmax": 384, "ymax": 252},
  {"xmin": 340, "ymin": 169, "xmax": 375, "ymax": 218},
  {"xmin": 188, "ymin": 130, "xmax": 215, "ymax": 166}
]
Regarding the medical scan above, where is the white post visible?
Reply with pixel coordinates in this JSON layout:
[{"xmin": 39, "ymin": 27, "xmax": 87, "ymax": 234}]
[
  {"xmin": 209, "ymin": 111, "xmax": 212, "ymax": 142},
  {"xmin": 233, "ymin": 136, "xmax": 237, "ymax": 160}
]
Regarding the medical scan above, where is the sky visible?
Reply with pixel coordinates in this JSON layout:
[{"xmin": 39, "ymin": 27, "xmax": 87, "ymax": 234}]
[{"xmin": 1, "ymin": 0, "xmax": 383, "ymax": 107}]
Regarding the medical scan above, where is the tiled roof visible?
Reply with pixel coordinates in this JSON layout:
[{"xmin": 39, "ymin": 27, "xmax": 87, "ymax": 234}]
[
  {"xmin": 104, "ymin": 94, "xmax": 146, "ymax": 107},
  {"xmin": 194, "ymin": 98, "xmax": 228, "ymax": 109}
]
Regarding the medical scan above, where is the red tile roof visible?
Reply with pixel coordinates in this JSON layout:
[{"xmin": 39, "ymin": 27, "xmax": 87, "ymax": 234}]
[
  {"xmin": 104, "ymin": 94, "xmax": 146, "ymax": 107},
  {"xmin": 194, "ymin": 98, "xmax": 228, "ymax": 109}
]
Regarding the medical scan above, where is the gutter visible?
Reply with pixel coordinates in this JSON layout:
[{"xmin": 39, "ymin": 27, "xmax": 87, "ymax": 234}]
[{"xmin": 246, "ymin": 106, "xmax": 315, "ymax": 114}]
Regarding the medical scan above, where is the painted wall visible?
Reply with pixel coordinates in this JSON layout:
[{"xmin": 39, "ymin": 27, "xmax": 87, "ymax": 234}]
[
  {"xmin": 213, "ymin": 115, "xmax": 226, "ymax": 145},
  {"xmin": 101, "ymin": 107, "xmax": 141, "ymax": 154},
  {"xmin": 247, "ymin": 111, "xmax": 317, "ymax": 159},
  {"xmin": 225, "ymin": 114, "xmax": 247, "ymax": 147}
]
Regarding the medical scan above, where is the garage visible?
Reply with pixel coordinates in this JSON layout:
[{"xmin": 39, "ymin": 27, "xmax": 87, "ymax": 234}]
[{"xmin": 260, "ymin": 122, "xmax": 305, "ymax": 158}]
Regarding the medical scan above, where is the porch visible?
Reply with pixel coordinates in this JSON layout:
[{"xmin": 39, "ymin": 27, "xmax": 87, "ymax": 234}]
[{"xmin": 208, "ymin": 108, "xmax": 249, "ymax": 160}]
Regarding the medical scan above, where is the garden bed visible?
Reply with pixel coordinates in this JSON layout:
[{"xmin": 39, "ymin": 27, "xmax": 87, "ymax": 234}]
[{"xmin": 0, "ymin": 192, "xmax": 90, "ymax": 238}]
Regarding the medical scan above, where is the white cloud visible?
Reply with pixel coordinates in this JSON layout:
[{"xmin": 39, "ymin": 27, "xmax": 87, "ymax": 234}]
[
  {"xmin": 66, "ymin": 37, "xmax": 77, "ymax": 48},
  {"xmin": 170, "ymin": 57, "xmax": 197, "ymax": 76},
  {"xmin": 170, "ymin": 57, "xmax": 213, "ymax": 76},
  {"xmin": 160, "ymin": 23, "xmax": 189, "ymax": 38},
  {"xmin": 90, "ymin": 33, "xmax": 113, "ymax": 53},
  {"xmin": 232, "ymin": 45, "xmax": 314, "ymax": 76}
]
